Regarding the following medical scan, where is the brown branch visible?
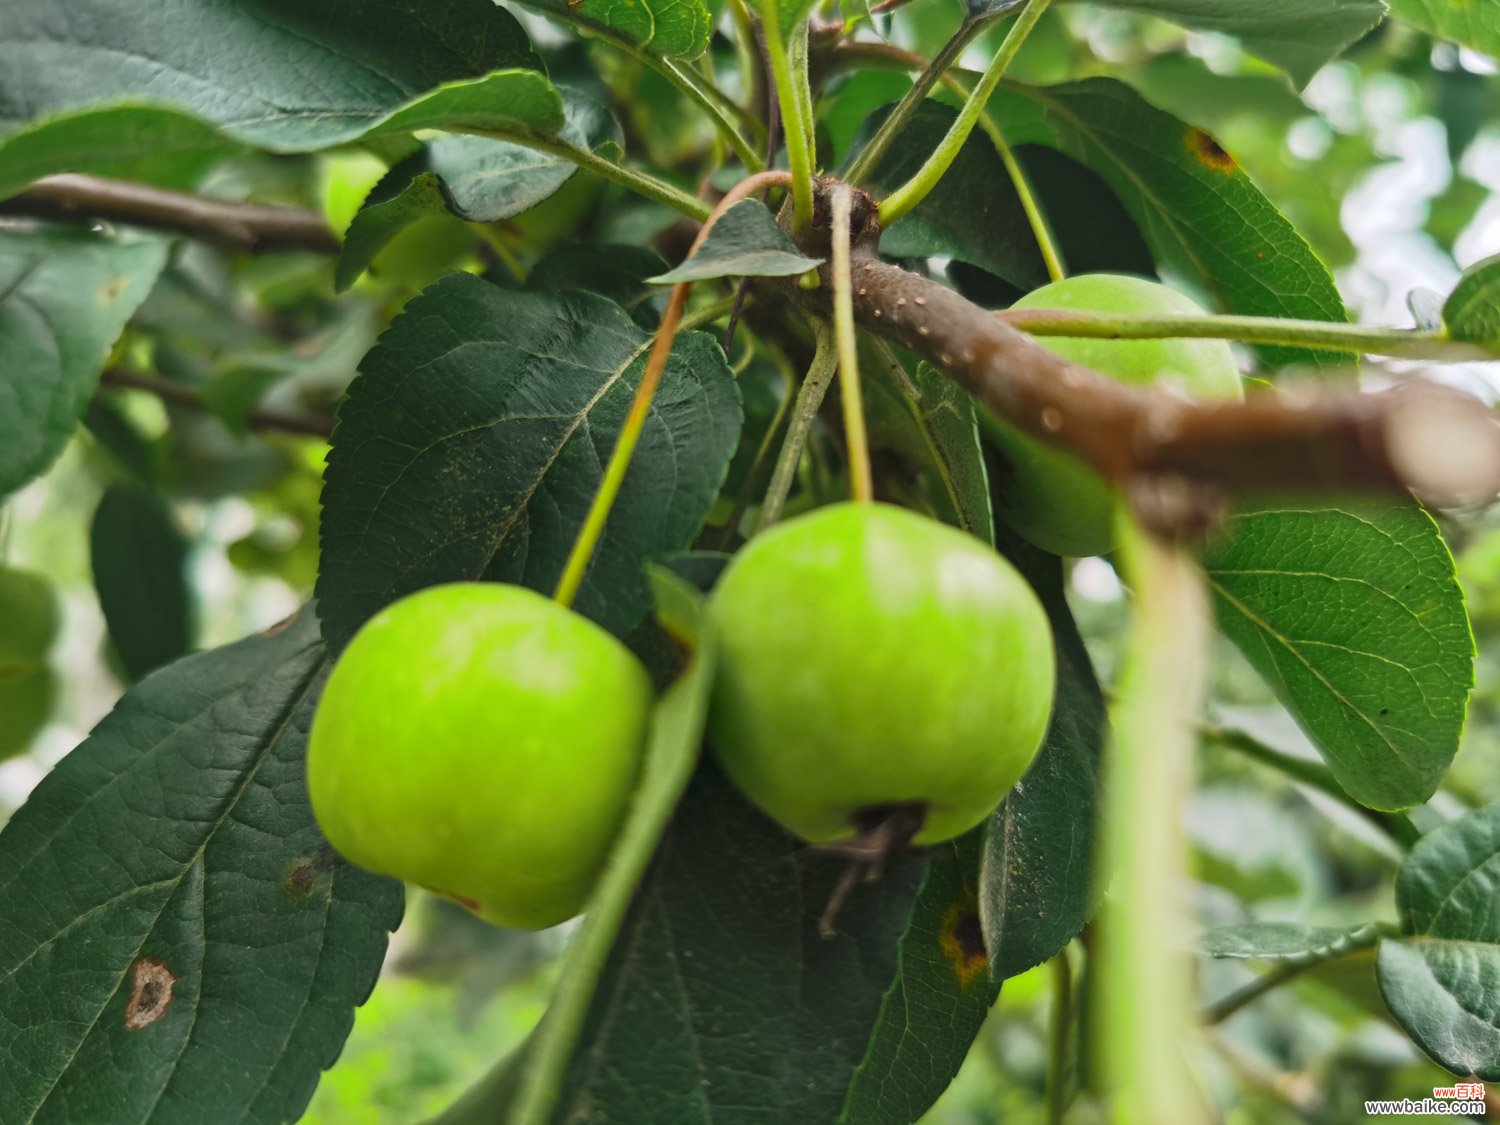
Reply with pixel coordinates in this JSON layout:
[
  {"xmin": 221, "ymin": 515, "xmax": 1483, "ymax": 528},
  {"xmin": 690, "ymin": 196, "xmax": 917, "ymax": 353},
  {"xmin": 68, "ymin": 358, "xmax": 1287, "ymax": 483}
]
[
  {"xmin": 2, "ymin": 175, "xmax": 340, "ymax": 255},
  {"xmin": 100, "ymin": 368, "xmax": 334, "ymax": 438},
  {"xmin": 786, "ymin": 180, "xmax": 1500, "ymax": 534}
]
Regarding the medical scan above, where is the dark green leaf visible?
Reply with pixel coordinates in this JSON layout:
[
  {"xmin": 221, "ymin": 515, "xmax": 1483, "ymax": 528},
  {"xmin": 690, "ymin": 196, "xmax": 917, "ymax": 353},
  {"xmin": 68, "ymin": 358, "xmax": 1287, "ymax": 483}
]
[
  {"xmin": 1378, "ymin": 800, "xmax": 1500, "ymax": 1078},
  {"xmin": 527, "ymin": 244, "xmax": 669, "ymax": 306},
  {"xmin": 1389, "ymin": 0, "xmax": 1500, "ymax": 58},
  {"xmin": 83, "ymin": 399, "xmax": 161, "ymax": 485},
  {"xmin": 1443, "ymin": 254, "xmax": 1500, "ymax": 354},
  {"xmin": 557, "ymin": 759, "xmax": 928, "ymax": 1122},
  {"xmin": 336, "ymin": 89, "xmax": 620, "ymax": 292},
  {"xmin": 863, "ymin": 102, "xmax": 1049, "ymax": 291},
  {"xmin": 981, "ymin": 523, "xmax": 1103, "ymax": 978},
  {"xmin": 0, "ymin": 224, "xmax": 168, "ymax": 497},
  {"xmin": 994, "ymin": 78, "xmax": 1348, "ymax": 371},
  {"xmin": 316, "ymin": 274, "xmax": 742, "ymax": 651},
  {"xmin": 1206, "ymin": 502, "xmax": 1474, "ymax": 812},
  {"xmin": 837, "ymin": 834, "xmax": 999, "ymax": 1124},
  {"xmin": 0, "ymin": 609, "xmax": 403, "ymax": 1122},
  {"xmin": 651, "ymin": 199, "xmax": 823, "ymax": 284},
  {"xmin": 1200, "ymin": 921, "xmax": 1388, "ymax": 963},
  {"xmin": 967, "ymin": 0, "xmax": 1026, "ymax": 19},
  {"xmin": 90, "ymin": 483, "xmax": 196, "ymax": 681},
  {"xmin": 864, "ymin": 357, "xmax": 995, "ymax": 544},
  {"xmin": 0, "ymin": 0, "xmax": 540, "ymax": 158},
  {"xmin": 1092, "ymin": 1, "xmax": 1386, "ymax": 86}
]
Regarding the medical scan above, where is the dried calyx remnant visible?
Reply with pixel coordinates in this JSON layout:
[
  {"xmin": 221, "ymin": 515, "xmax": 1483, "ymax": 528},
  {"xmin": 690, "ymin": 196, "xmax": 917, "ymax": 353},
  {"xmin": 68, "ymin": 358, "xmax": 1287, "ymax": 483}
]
[{"xmin": 788, "ymin": 178, "xmax": 1500, "ymax": 536}]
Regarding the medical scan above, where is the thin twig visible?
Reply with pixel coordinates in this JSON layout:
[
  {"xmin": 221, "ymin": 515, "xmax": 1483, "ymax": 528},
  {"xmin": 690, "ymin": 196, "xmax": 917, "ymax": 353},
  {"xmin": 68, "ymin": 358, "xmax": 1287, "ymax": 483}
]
[
  {"xmin": 2, "ymin": 174, "xmax": 341, "ymax": 254},
  {"xmin": 553, "ymin": 171, "xmax": 794, "ymax": 607},
  {"xmin": 756, "ymin": 318, "xmax": 838, "ymax": 531},
  {"xmin": 99, "ymin": 368, "xmax": 334, "ymax": 437}
]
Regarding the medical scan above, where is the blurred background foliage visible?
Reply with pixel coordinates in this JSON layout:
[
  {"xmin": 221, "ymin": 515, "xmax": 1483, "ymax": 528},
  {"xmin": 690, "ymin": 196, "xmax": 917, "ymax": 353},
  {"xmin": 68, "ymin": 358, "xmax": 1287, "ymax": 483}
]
[{"xmin": 1, "ymin": 2, "xmax": 1497, "ymax": 1121}]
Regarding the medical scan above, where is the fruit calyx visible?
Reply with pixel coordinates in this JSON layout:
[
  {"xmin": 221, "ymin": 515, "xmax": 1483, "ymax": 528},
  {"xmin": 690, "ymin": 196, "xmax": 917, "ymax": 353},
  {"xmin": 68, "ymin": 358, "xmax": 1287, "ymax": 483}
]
[{"xmin": 810, "ymin": 802, "xmax": 928, "ymax": 940}]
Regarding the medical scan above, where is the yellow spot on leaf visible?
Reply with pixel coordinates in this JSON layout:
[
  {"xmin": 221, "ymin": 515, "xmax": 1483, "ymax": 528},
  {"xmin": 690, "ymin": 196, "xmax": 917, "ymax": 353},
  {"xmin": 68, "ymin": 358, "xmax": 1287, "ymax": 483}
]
[
  {"xmin": 938, "ymin": 899, "xmax": 988, "ymax": 988},
  {"xmin": 1186, "ymin": 128, "xmax": 1237, "ymax": 173}
]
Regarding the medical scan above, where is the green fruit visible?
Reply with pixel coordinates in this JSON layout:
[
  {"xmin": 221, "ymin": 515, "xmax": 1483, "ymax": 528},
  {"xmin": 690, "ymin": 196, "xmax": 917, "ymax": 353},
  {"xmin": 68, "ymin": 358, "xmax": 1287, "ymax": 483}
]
[
  {"xmin": 0, "ymin": 567, "xmax": 61, "ymax": 680},
  {"xmin": 707, "ymin": 503, "xmax": 1056, "ymax": 845},
  {"xmin": 307, "ymin": 582, "xmax": 653, "ymax": 930},
  {"xmin": 982, "ymin": 274, "xmax": 1243, "ymax": 557},
  {"xmin": 0, "ymin": 665, "xmax": 57, "ymax": 761}
]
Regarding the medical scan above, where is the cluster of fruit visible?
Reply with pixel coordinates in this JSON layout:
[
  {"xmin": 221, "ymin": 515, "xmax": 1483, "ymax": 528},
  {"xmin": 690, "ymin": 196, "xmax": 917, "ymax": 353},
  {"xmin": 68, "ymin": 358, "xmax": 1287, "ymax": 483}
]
[
  {"xmin": 306, "ymin": 275, "xmax": 1242, "ymax": 928},
  {"xmin": 0, "ymin": 568, "xmax": 59, "ymax": 761}
]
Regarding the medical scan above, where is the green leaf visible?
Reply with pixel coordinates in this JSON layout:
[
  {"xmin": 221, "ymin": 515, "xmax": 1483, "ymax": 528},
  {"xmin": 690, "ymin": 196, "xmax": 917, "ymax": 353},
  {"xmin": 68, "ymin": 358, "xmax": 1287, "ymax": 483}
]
[
  {"xmin": 509, "ymin": 570, "xmax": 715, "ymax": 1122},
  {"xmin": 1443, "ymin": 253, "xmax": 1500, "ymax": 355},
  {"xmin": 862, "ymin": 102, "xmax": 1050, "ymax": 291},
  {"xmin": 0, "ymin": 0, "xmax": 540, "ymax": 150},
  {"xmin": 994, "ymin": 78, "xmax": 1349, "ymax": 371},
  {"xmin": 981, "ymin": 525, "xmax": 1104, "ymax": 978},
  {"xmin": 0, "ymin": 609, "xmax": 403, "ymax": 1122},
  {"xmin": 511, "ymin": 0, "xmax": 712, "ymax": 59},
  {"xmin": 1389, "ymin": 0, "xmax": 1500, "ymax": 58},
  {"xmin": 555, "ymin": 759, "xmax": 930, "ymax": 1120},
  {"xmin": 1396, "ymin": 801, "xmax": 1500, "ymax": 938},
  {"xmin": 1091, "ymin": 1, "xmax": 1387, "ymax": 86},
  {"xmin": 1206, "ymin": 502, "xmax": 1474, "ymax": 812},
  {"xmin": 1200, "ymin": 921, "xmax": 1388, "ymax": 963},
  {"xmin": 316, "ymin": 274, "xmax": 742, "ymax": 651},
  {"xmin": 337, "ymin": 89, "xmax": 619, "ymax": 292},
  {"xmin": 0, "ymin": 105, "xmax": 239, "ymax": 198},
  {"xmin": 864, "ymin": 358, "xmax": 995, "ymax": 545},
  {"xmin": 90, "ymin": 483, "xmax": 196, "ymax": 681},
  {"xmin": 1377, "ymin": 801, "xmax": 1500, "ymax": 1079},
  {"xmin": 650, "ymin": 199, "xmax": 823, "ymax": 284},
  {"xmin": 0, "ymin": 224, "xmax": 168, "ymax": 497}
]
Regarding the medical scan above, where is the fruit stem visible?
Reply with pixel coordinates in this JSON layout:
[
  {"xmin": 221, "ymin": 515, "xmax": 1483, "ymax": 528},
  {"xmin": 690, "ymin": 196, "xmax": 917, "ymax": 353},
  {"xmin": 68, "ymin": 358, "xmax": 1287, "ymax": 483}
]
[
  {"xmin": 843, "ymin": 12, "xmax": 996, "ymax": 186},
  {"xmin": 553, "ymin": 171, "xmax": 793, "ymax": 609},
  {"xmin": 878, "ymin": 0, "xmax": 1055, "ymax": 227},
  {"xmin": 997, "ymin": 308, "xmax": 1481, "ymax": 361},
  {"xmin": 986, "ymin": 125, "xmax": 1066, "ymax": 283},
  {"xmin": 755, "ymin": 317, "xmax": 838, "ymax": 532},
  {"xmin": 507, "ymin": 572, "xmax": 716, "ymax": 1125},
  {"xmin": 1046, "ymin": 948, "xmax": 1073, "ymax": 1125},
  {"xmin": 830, "ymin": 186, "xmax": 875, "ymax": 504},
  {"xmin": 1094, "ymin": 515, "xmax": 1211, "ymax": 1124},
  {"xmin": 761, "ymin": 0, "xmax": 816, "ymax": 233}
]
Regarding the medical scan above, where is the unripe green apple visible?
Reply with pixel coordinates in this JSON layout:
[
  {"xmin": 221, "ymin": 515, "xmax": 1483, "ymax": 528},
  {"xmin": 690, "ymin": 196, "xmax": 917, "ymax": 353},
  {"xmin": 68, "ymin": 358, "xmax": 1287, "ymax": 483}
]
[
  {"xmin": 707, "ymin": 503, "xmax": 1055, "ymax": 845},
  {"xmin": 982, "ymin": 274, "xmax": 1243, "ymax": 557},
  {"xmin": 0, "ymin": 567, "xmax": 60, "ymax": 680},
  {"xmin": 0, "ymin": 665, "xmax": 57, "ymax": 761},
  {"xmin": 307, "ymin": 583, "xmax": 653, "ymax": 930}
]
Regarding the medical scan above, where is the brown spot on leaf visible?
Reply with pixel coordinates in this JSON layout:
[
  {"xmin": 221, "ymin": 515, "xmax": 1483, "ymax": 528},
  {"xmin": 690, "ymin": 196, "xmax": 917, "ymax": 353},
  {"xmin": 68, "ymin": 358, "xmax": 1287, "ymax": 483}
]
[
  {"xmin": 100, "ymin": 276, "xmax": 130, "ymax": 304},
  {"xmin": 1186, "ymin": 128, "xmax": 1237, "ymax": 173},
  {"xmin": 283, "ymin": 854, "xmax": 332, "ymax": 899},
  {"xmin": 125, "ymin": 957, "xmax": 177, "ymax": 1030},
  {"xmin": 939, "ymin": 900, "xmax": 988, "ymax": 988}
]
